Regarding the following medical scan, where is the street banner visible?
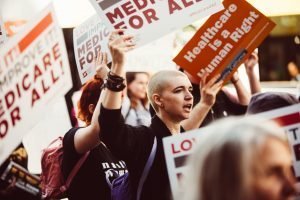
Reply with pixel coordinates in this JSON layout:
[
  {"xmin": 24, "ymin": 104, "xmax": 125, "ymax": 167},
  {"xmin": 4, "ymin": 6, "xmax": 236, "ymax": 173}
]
[
  {"xmin": 73, "ymin": 14, "xmax": 110, "ymax": 84},
  {"xmin": 89, "ymin": 0, "xmax": 223, "ymax": 47},
  {"xmin": 0, "ymin": 4, "xmax": 72, "ymax": 165},
  {"xmin": 173, "ymin": 0, "xmax": 275, "ymax": 83}
]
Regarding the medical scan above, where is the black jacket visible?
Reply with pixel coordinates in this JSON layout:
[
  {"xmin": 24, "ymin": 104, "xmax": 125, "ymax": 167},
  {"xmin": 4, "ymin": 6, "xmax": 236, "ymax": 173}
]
[{"xmin": 99, "ymin": 105, "xmax": 184, "ymax": 200}]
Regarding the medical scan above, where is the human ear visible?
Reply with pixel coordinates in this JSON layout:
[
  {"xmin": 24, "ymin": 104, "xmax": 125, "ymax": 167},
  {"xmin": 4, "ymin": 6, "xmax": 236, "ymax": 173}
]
[{"xmin": 153, "ymin": 94, "xmax": 163, "ymax": 108}]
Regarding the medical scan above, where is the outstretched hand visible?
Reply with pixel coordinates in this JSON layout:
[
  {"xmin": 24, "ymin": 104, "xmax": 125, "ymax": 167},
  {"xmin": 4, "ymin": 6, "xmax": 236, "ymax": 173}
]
[
  {"xmin": 94, "ymin": 51, "xmax": 109, "ymax": 80},
  {"xmin": 199, "ymin": 73, "xmax": 223, "ymax": 107},
  {"xmin": 108, "ymin": 29, "xmax": 135, "ymax": 68}
]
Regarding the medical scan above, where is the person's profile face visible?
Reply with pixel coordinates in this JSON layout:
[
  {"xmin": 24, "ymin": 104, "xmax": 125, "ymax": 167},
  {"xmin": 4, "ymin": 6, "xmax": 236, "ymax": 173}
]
[
  {"xmin": 159, "ymin": 74, "xmax": 193, "ymax": 121},
  {"xmin": 250, "ymin": 138, "xmax": 296, "ymax": 200}
]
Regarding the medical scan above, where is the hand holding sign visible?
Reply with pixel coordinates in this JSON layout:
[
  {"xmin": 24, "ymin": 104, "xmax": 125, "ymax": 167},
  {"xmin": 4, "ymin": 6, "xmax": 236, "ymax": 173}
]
[
  {"xmin": 108, "ymin": 29, "xmax": 136, "ymax": 69},
  {"xmin": 199, "ymin": 73, "xmax": 223, "ymax": 107},
  {"xmin": 173, "ymin": 0, "xmax": 275, "ymax": 84},
  {"xmin": 244, "ymin": 51, "xmax": 258, "ymax": 74},
  {"xmin": 90, "ymin": 0, "xmax": 223, "ymax": 47}
]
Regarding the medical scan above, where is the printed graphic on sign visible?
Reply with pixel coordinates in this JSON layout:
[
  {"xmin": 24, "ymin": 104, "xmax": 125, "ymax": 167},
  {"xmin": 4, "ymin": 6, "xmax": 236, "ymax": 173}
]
[
  {"xmin": 0, "ymin": 4, "xmax": 72, "ymax": 166},
  {"xmin": 73, "ymin": 15, "xmax": 111, "ymax": 84},
  {"xmin": 173, "ymin": 0, "xmax": 276, "ymax": 83},
  {"xmin": 0, "ymin": 15, "xmax": 7, "ymax": 46},
  {"xmin": 163, "ymin": 104, "xmax": 300, "ymax": 198},
  {"xmin": 89, "ymin": 0, "xmax": 223, "ymax": 47}
]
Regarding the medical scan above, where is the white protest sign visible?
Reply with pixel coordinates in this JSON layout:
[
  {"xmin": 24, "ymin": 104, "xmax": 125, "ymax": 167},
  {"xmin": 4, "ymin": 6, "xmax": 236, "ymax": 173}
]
[
  {"xmin": 0, "ymin": 15, "xmax": 7, "ymax": 46},
  {"xmin": 163, "ymin": 127, "xmax": 210, "ymax": 199},
  {"xmin": 89, "ymin": 0, "xmax": 223, "ymax": 47},
  {"xmin": 73, "ymin": 14, "xmax": 111, "ymax": 84},
  {"xmin": 0, "ymin": 4, "xmax": 72, "ymax": 166},
  {"xmin": 163, "ymin": 104, "xmax": 300, "ymax": 198}
]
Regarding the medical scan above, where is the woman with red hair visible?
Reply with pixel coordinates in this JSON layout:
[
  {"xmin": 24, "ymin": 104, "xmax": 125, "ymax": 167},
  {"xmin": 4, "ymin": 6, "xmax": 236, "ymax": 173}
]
[{"xmin": 61, "ymin": 52, "xmax": 128, "ymax": 200}]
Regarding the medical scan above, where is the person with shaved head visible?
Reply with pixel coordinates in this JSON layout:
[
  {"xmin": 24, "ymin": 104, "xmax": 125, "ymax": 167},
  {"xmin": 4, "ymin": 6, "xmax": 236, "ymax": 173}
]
[{"xmin": 98, "ymin": 30, "xmax": 223, "ymax": 200}]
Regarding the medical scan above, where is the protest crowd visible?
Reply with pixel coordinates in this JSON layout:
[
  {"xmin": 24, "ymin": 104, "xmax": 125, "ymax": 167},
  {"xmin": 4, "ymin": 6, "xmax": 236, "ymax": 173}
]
[{"xmin": 0, "ymin": 0, "xmax": 300, "ymax": 200}]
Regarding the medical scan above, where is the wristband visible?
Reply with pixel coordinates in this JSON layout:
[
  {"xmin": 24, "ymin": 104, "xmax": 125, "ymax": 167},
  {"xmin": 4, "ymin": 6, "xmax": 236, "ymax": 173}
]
[{"xmin": 105, "ymin": 71, "xmax": 126, "ymax": 92}]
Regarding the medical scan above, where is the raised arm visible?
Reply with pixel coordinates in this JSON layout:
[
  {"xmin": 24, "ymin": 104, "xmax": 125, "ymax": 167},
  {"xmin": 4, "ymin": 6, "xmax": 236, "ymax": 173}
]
[
  {"xmin": 244, "ymin": 51, "xmax": 261, "ymax": 94},
  {"xmin": 229, "ymin": 72, "xmax": 251, "ymax": 105},
  {"xmin": 181, "ymin": 74, "xmax": 223, "ymax": 130},
  {"xmin": 102, "ymin": 29, "xmax": 135, "ymax": 110},
  {"xmin": 73, "ymin": 52, "xmax": 109, "ymax": 154}
]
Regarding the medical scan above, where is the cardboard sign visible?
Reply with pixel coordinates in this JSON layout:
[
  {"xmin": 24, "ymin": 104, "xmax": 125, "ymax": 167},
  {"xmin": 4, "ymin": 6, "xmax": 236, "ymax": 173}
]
[
  {"xmin": 0, "ymin": 15, "xmax": 7, "ymax": 46},
  {"xmin": 163, "ymin": 104, "xmax": 300, "ymax": 198},
  {"xmin": 89, "ymin": 0, "xmax": 223, "ymax": 47},
  {"xmin": 0, "ymin": 4, "xmax": 72, "ymax": 166},
  {"xmin": 173, "ymin": 0, "xmax": 276, "ymax": 83},
  {"xmin": 73, "ymin": 15, "xmax": 111, "ymax": 84}
]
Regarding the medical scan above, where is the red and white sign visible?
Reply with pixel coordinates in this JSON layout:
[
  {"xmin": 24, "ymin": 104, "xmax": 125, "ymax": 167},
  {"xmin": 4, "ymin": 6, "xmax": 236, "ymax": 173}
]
[
  {"xmin": 163, "ymin": 104, "xmax": 300, "ymax": 198},
  {"xmin": 163, "ymin": 127, "xmax": 210, "ymax": 199},
  {"xmin": 73, "ymin": 15, "xmax": 111, "ymax": 85},
  {"xmin": 89, "ymin": 0, "xmax": 223, "ymax": 47},
  {"xmin": 0, "ymin": 4, "xmax": 72, "ymax": 165},
  {"xmin": 173, "ymin": 0, "xmax": 275, "ymax": 83}
]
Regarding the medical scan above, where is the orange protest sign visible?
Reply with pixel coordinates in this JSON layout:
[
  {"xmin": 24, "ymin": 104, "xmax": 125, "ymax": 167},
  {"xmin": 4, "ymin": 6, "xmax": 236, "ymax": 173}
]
[{"xmin": 173, "ymin": 0, "xmax": 275, "ymax": 83}]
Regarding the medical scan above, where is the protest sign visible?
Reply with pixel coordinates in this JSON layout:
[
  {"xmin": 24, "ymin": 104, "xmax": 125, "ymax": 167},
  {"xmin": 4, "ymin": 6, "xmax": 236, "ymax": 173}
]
[
  {"xmin": 73, "ymin": 15, "xmax": 111, "ymax": 84},
  {"xmin": 89, "ymin": 0, "xmax": 223, "ymax": 47},
  {"xmin": 0, "ymin": 15, "xmax": 7, "ymax": 46},
  {"xmin": 0, "ymin": 4, "xmax": 72, "ymax": 166},
  {"xmin": 163, "ymin": 127, "xmax": 210, "ymax": 199},
  {"xmin": 163, "ymin": 104, "xmax": 300, "ymax": 198},
  {"xmin": 173, "ymin": 0, "xmax": 276, "ymax": 83}
]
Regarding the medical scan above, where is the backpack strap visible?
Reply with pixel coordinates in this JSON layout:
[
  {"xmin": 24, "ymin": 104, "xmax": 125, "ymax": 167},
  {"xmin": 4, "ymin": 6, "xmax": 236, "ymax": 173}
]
[
  {"xmin": 137, "ymin": 136, "xmax": 157, "ymax": 200},
  {"xmin": 64, "ymin": 151, "xmax": 90, "ymax": 189}
]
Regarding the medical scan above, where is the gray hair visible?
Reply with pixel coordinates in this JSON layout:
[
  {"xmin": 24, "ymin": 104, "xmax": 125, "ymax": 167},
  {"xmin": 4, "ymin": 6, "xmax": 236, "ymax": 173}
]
[{"xmin": 178, "ymin": 116, "xmax": 287, "ymax": 200}]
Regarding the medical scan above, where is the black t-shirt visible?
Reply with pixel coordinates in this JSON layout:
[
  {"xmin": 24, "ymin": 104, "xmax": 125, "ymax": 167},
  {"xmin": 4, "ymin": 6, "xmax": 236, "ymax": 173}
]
[{"xmin": 62, "ymin": 127, "xmax": 128, "ymax": 200}]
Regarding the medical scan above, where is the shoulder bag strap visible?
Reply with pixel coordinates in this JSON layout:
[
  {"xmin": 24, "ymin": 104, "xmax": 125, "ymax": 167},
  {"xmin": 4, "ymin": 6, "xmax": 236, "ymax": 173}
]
[
  {"xmin": 65, "ymin": 151, "xmax": 90, "ymax": 187},
  {"xmin": 137, "ymin": 136, "xmax": 157, "ymax": 200}
]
